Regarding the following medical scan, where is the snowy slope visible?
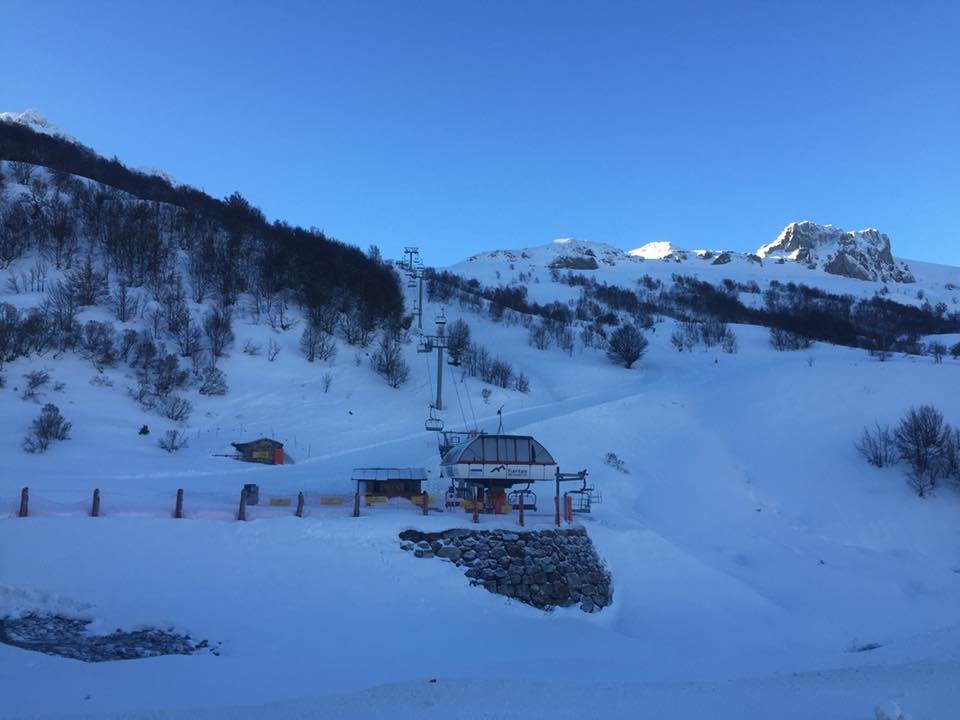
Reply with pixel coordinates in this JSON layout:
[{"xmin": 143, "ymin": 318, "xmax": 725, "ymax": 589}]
[
  {"xmin": 454, "ymin": 234, "xmax": 960, "ymax": 311},
  {"xmin": 1, "ymin": 155, "xmax": 960, "ymax": 717}
]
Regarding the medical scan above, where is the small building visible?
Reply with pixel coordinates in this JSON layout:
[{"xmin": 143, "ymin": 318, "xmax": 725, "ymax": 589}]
[
  {"xmin": 352, "ymin": 467, "xmax": 426, "ymax": 498},
  {"xmin": 232, "ymin": 438, "xmax": 284, "ymax": 465}
]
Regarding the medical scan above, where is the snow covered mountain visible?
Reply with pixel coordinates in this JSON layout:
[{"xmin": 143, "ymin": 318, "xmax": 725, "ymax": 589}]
[
  {"xmin": 757, "ymin": 221, "xmax": 915, "ymax": 283},
  {"xmin": 0, "ymin": 108, "xmax": 75, "ymax": 142},
  {"xmin": 467, "ymin": 237, "xmax": 635, "ymax": 270}
]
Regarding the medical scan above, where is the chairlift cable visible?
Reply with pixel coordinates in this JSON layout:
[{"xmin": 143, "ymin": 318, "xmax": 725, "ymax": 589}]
[
  {"xmin": 462, "ymin": 371, "xmax": 478, "ymax": 432},
  {"xmin": 448, "ymin": 361, "xmax": 469, "ymax": 431}
]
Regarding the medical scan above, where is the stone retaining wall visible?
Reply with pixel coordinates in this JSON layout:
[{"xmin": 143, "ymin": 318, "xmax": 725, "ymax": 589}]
[{"xmin": 399, "ymin": 527, "xmax": 612, "ymax": 612}]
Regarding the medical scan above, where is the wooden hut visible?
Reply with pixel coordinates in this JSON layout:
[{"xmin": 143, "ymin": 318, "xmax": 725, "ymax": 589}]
[
  {"xmin": 351, "ymin": 467, "xmax": 426, "ymax": 498},
  {"xmin": 232, "ymin": 438, "xmax": 284, "ymax": 465}
]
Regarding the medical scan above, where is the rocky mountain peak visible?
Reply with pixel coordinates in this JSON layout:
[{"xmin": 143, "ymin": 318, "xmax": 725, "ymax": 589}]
[{"xmin": 757, "ymin": 221, "xmax": 914, "ymax": 283}]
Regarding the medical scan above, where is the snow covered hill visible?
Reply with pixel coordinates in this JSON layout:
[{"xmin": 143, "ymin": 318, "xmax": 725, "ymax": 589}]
[
  {"xmin": 452, "ymin": 234, "xmax": 960, "ymax": 313},
  {"xmin": 2, "ymin": 121, "xmax": 960, "ymax": 719}
]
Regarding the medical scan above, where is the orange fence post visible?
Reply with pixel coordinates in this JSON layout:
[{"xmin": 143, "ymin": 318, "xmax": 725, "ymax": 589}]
[
  {"xmin": 421, "ymin": 491, "xmax": 429, "ymax": 516},
  {"xmin": 518, "ymin": 491, "xmax": 525, "ymax": 527},
  {"xmin": 564, "ymin": 495, "xmax": 573, "ymax": 523},
  {"xmin": 296, "ymin": 491, "xmax": 305, "ymax": 517},
  {"xmin": 91, "ymin": 488, "xmax": 100, "ymax": 517},
  {"xmin": 174, "ymin": 488, "xmax": 184, "ymax": 519},
  {"xmin": 472, "ymin": 489, "xmax": 479, "ymax": 524},
  {"xmin": 554, "ymin": 495, "xmax": 560, "ymax": 527},
  {"xmin": 18, "ymin": 487, "xmax": 28, "ymax": 518},
  {"xmin": 352, "ymin": 488, "xmax": 360, "ymax": 518}
]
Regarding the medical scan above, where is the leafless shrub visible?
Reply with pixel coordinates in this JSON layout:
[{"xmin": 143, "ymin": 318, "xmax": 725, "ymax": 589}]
[
  {"xmin": 267, "ymin": 338, "xmax": 281, "ymax": 361},
  {"xmin": 23, "ymin": 403, "xmax": 70, "ymax": 453},
  {"xmin": 300, "ymin": 324, "xmax": 337, "ymax": 362},
  {"xmin": 158, "ymin": 429, "xmax": 189, "ymax": 453},
  {"xmin": 158, "ymin": 394, "xmax": 193, "ymax": 423},
  {"xmin": 770, "ymin": 328, "xmax": 812, "ymax": 351},
  {"xmin": 855, "ymin": 423, "xmax": 898, "ymax": 468},
  {"xmin": 895, "ymin": 405, "xmax": 951, "ymax": 497},
  {"xmin": 371, "ymin": 332, "xmax": 409, "ymax": 388},
  {"xmin": 21, "ymin": 370, "xmax": 50, "ymax": 401},
  {"xmin": 198, "ymin": 366, "xmax": 227, "ymax": 396}
]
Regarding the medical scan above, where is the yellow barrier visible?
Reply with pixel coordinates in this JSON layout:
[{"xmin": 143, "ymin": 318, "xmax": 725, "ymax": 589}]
[
  {"xmin": 268, "ymin": 497, "xmax": 292, "ymax": 507},
  {"xmin": 319, "ymin": 496, "xmax": 343, "ymax": 506},
  {"xmin": 365, "ymin": 495, "xmax": 388, "ymax": 505},
  {"xmin": 408, "ymin": 495, "xmax": 436, "ymax": 504}
]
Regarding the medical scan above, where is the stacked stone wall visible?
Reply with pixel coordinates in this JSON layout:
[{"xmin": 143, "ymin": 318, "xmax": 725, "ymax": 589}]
[{"xmin": 400, "ymin": 527, "xmax": 612, "ymax": 612}]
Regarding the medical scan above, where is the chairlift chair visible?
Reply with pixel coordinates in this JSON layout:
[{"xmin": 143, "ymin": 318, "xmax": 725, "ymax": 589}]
[
  {"xmin": 425, "ymin": 408, "xmax": 444, "ymax": 432},
  {"xmin": 563, "ymin": 470, "xmax": 601, "ymax": 513},
  {"xmin": 508, "ymin": 486, "xmax": 537, "ymax": 511}
]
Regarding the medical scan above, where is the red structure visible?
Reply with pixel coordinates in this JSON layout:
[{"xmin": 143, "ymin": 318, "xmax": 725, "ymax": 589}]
[{"xmin": 231, "ymin": 438, "xmax": 285, "ymax": 465}]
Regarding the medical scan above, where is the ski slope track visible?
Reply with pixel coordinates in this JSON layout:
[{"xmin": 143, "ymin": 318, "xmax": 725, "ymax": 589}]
[{"xmin": 1, "ymin": 152, "xmax": 960, "ymax": 717}]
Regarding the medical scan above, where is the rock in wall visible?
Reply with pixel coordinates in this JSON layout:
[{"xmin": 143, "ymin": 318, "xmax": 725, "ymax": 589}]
[{"xmin": 399, "ymin": 527, "xmax": 613, "ymax": 613}]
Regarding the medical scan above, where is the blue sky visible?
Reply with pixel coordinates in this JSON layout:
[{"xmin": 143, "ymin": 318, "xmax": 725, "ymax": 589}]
[{"xmin": 2, "ymin": 0, "xmax": 958, "ymax": 266}]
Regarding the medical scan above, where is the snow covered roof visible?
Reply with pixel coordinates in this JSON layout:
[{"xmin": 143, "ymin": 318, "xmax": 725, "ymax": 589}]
[
  {"xmin": 441, "ymin": 435, "xmax": 556, "ymax": 466},
  {"xmin": 351, "ymin": 467, "xmax": 427, "ymax": 481}
]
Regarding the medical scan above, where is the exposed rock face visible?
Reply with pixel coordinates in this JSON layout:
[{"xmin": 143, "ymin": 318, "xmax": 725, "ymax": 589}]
[
  {"xmin": 399, "ymin": 527, "xmax": 612, "ymax": 613},
  {"xmin": 549, "ymin": 254, "xmax": 599, "ymax": 270},
  {"xmin": 758, "ymin": 221, "xmax": 914, "ymax": 283},
  {"xmin": 0, "ymin": 613, "xmax": 217, "ymax": 662}
]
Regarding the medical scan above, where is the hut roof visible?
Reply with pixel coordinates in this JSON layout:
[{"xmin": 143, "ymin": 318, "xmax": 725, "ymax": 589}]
[
  {"xmin": 231, "ymin": 438, "xmax": 284, "ymax": 451},
  {"xmin": 351, "ymin": 467, "xmax": 428, "ymax": 481},
  {"xmin": 441, "ymin": 434, "xmax": 556, "ymax": 466}
]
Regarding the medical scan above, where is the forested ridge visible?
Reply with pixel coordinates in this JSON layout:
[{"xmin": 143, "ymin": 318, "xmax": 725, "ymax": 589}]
[{"xmin": 0, "ymin": 119, "xmax": 402, "ymax": 324}]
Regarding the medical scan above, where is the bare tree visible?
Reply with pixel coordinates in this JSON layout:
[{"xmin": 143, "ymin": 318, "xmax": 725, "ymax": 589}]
[
  {"xmin": 267, "ymin": 338, "xmax": 281, "ymax": 361},
  {"xmin": 855, "ymin": 422, "xmax": 898, "ymax": 468},
  {"xmin": 606, "ymin": 324, "xmax": 648, "ymax": 368},
  {"xmin": 23, "ymin": 403, "xmax": 71, "ymax": 453},
  {"xmin": 9, "ymin": 161, "xmax": 34, "ymax": 185},
  {"xmin": 371, "ymin": 331, "xmax": 409, "ymax": 388},
  {"xmin": 340, "ymin": 310, "xmax": 372, "ymax": 347},
  {"xmin": 111, "ymin": 278, "xmax": 140, "ymax": 322},
  {"xmin": 204, "ymin": 306, "xmax": 234, "ymax": 358},
  {"xmin": 446, "ymin": 319, "xmax": 471, "ymax": 361},
  {"xmin": 300, "ymin": 323, "xmax": 336, "ymax": 362},
  {"xmin": 158, "ymin": 429, "xmax": 189, "ymax": 453},
  {"xmin": 267, "ymin": 297, "xmax": 299, "ymax": 332},
  {"xmin": 894, "ymin": 405, "xmax": 950, "ymax": 497},
  {"xmin": 198, "ymin": 366, "xmax": 228, "ymax": 395},
  {"xmin": 528, "ymin": 322, "xmax": 551, "ymax": 350},
  {"xmin": 928, "ymin": 341, "xmax": 947, "ymax": 365},
  {"xmin": 175, "ymin": 317, "xmax": 202, "ymax": 358}
]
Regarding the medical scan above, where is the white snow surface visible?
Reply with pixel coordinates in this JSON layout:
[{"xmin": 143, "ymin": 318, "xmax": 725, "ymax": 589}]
[
  {"xmin": 628, "ymin": 240, "xmax": 676, "ymax": 259},
  {"xmin": 1, "ymin": 170, "xmax": 960, "ymax": 717}
]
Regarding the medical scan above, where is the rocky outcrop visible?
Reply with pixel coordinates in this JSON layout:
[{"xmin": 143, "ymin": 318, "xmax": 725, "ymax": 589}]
[
  {"xmin": 549, "ymin": 254, "xmax": 599, "ymax": 270},
  {"xmin": 758, "ymin": 221, "xmax": 914, "ymax": 283},
  {"xmin": 399, "ymin": 527, "xmax": 612, "ymax": 613}
]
